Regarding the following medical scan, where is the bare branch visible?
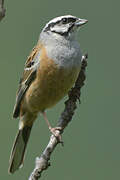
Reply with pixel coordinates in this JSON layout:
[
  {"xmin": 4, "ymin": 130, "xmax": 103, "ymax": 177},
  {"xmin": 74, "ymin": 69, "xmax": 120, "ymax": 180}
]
[
  {"xmin": 29, "ymin": 54, "xmax": 88, "ymax": 180},
  {"xmin": 0, "ymin": 0, "xmax": 6, "ymax": 22}
]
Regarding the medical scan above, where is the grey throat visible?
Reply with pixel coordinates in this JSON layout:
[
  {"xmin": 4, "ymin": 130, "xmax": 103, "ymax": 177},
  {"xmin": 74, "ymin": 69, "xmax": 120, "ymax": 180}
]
[{"xmin": 39, "ymin": 31, "xmax": 82, "ymax": 69}]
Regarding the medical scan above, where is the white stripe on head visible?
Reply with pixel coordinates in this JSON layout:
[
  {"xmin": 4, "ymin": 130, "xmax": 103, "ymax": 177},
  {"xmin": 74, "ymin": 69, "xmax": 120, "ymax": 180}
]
[{"xmin": 43, "ymin": 15, "xmax": 76, "ymax": 31}]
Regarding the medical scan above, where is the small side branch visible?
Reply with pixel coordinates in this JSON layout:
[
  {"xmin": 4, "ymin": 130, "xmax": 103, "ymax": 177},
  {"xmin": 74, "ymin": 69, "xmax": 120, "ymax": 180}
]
[
  {"xmin": 29, "ymin": 54, "xmax": 88, "ymax": 180},
  {"xmin": 0, "ymin": 0, "xmax": 6, "ymax": 22}
]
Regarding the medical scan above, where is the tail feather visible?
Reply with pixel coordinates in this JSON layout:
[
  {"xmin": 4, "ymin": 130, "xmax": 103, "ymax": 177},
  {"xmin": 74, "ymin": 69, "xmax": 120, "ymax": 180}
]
[{"xmin": 8, "ymin": 125, "xmax": 32, "ymax": 174}]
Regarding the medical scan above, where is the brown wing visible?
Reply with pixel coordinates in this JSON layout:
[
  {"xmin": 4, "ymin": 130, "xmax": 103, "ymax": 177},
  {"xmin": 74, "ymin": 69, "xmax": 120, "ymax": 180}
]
[{"xmin": 13, "ymin": 44, "xmax": 41, "ymax": 118}]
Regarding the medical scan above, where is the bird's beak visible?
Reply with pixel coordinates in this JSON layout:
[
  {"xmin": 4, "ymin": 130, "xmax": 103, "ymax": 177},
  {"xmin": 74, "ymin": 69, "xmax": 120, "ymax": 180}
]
[{"xmin": 75, "ymin": 18, "xmax": 88, "ymax": 27}]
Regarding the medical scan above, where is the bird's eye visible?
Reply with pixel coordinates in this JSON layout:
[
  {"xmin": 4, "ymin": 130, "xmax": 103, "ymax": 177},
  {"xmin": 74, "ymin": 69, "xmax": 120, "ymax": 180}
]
[{"xmin": 62, "ymin": 18, "xmax": 67, "ymax": 24}]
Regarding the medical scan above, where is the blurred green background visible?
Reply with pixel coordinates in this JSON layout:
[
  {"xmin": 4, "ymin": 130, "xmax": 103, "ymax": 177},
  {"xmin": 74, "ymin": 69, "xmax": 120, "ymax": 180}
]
[{"xmin": 0, "ymin": 0, "xmax": 120, "ymax": 179}]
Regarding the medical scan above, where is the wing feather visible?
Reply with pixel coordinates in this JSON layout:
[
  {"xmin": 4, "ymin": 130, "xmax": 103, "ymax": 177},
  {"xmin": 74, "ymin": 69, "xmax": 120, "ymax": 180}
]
[{"xmin": 13, "ymin": 44, "xmax": 41, "ymax": 118}]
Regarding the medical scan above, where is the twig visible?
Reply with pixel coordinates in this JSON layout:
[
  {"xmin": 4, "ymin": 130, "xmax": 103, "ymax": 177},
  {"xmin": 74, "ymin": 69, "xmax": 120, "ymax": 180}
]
[
  {"xmin": 29, "ymin": 54, "xmax": 88, "ymax": 180},
  {"xmin": 0, "ymin": 0, "xmax": 6, "ymax": 22}
]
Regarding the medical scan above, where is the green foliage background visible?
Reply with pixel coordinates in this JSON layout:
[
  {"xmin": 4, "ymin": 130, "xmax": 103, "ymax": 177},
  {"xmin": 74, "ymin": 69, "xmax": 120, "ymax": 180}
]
[{"xmin": 0, "ymin": 0, "xmax": 120, "ymax": 179}]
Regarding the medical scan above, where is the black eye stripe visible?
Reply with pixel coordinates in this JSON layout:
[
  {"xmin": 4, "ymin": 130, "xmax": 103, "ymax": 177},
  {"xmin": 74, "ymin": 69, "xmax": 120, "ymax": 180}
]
[
  {"xmin": 49, "ymin": 17, "xmax": 76, "ymax": 26},
  {"xmin": 68, "ymin": 18, "xmax": 76, "ymax": 23},
  {"xmin": 62, "ymin": 17, "xmax": 76, "ymax": 24}
]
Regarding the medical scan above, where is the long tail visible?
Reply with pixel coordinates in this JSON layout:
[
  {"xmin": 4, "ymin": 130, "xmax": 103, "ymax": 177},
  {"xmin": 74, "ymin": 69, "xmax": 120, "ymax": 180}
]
[{"xmin": 8, "ymin": 124, "xmax": 33, "ymax": 174}]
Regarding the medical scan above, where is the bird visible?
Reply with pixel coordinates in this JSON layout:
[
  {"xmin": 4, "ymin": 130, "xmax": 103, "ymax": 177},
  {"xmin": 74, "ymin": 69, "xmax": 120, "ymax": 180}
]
[{"xmin": 8, "ymin": 15, "xmax": 88, "ymax": 174}]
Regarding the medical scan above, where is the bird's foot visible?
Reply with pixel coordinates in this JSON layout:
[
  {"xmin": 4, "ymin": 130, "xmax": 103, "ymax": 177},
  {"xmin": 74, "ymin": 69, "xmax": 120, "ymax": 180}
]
[{"xmin": 49, "ymin": 127, "xmax": 64, "ymax": 146}]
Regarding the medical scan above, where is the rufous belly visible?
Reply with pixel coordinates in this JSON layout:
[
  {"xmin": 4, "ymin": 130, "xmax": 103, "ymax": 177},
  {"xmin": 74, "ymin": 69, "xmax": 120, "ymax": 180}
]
[{"xmin": 24, "ymin": 47, "xmax": 80, "ymax": 113}]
